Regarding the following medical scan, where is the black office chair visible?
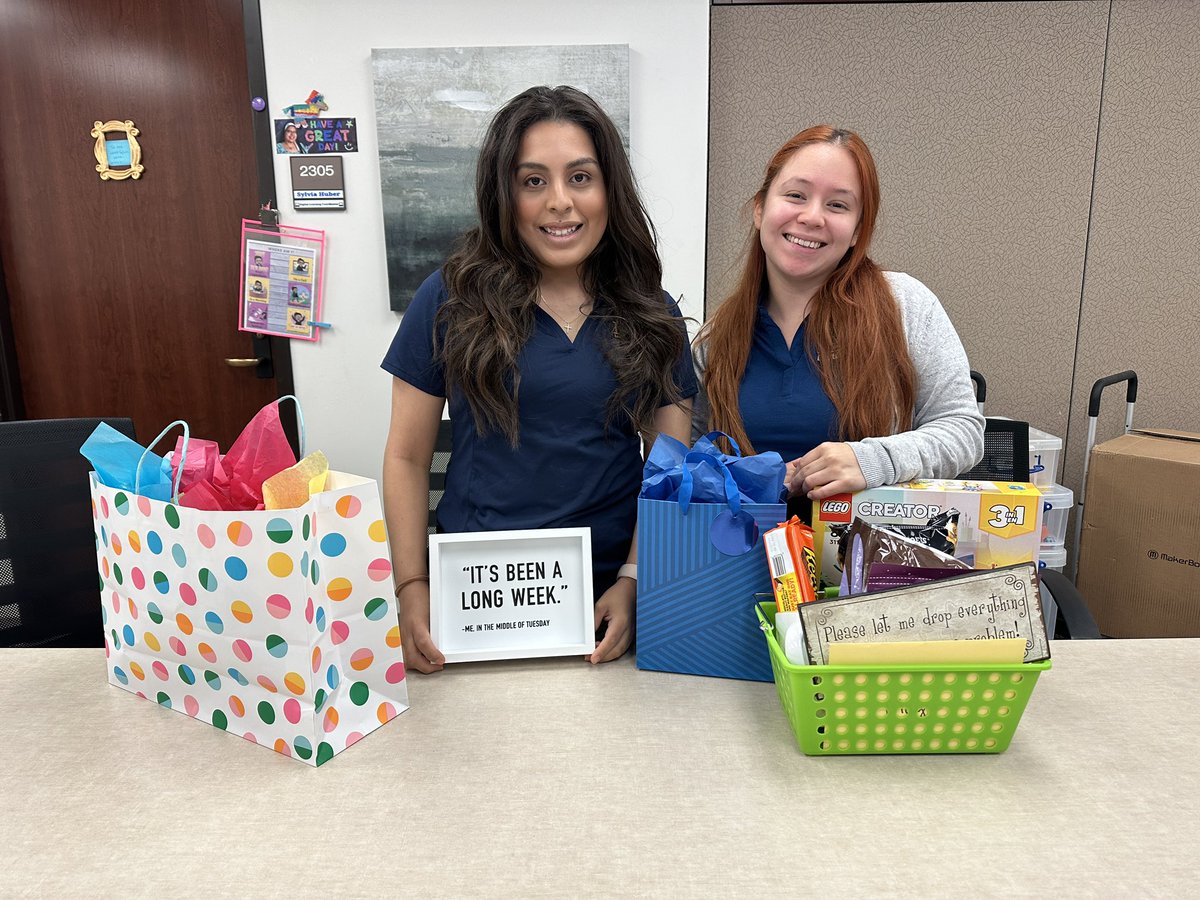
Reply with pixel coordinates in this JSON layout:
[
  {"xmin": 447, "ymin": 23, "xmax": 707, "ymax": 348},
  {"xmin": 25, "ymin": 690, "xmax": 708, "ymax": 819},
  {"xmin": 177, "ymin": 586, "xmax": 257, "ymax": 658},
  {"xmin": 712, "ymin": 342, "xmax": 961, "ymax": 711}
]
[
  {"xmin": 960, "ymin": 418, "xmax": 1031, "ymax": 482},
  {"xmin": 427, "ymin": 419, "xmax": 452, "ymax": 534},
  {"xmin": 961, "ymin": 370, "xmax": 1032, "ymax": 481},
  {"xmin": 1040, "ymin": 570, "xmax": 1101, "ymax": 639},
  {"xmin": 969, "ymin": 370, "xmax": 986, "ymax": 416},
  {"xmin": 0, "ymin": 417, "xmax": 137, "ymax": 647}
]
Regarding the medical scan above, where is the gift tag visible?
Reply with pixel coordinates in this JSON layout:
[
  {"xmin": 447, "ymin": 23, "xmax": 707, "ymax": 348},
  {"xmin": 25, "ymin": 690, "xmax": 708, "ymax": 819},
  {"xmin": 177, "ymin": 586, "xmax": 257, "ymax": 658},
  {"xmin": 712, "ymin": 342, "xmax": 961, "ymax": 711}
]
[{"xmin": 711, "ymin": 508, "xmax": 760, "ymax": 556}]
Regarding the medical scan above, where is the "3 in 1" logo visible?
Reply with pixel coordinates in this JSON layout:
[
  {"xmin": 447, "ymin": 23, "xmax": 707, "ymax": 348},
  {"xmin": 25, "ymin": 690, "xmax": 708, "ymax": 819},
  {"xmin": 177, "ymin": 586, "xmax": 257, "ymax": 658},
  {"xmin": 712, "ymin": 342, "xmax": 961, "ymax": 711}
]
[{"xmin": 987, "ymin": 503, "xmax": 1027, "ymax": 528}]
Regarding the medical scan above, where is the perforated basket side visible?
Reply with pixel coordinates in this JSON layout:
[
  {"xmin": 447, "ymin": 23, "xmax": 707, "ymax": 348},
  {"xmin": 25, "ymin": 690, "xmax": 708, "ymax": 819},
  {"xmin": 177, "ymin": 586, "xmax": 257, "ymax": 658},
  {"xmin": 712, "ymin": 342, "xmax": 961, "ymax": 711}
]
[
  {"xmin": 756, "ymin": 602, "xmax": 1051, "ymax": 755},
  {"xmin": 791, "ymin": 664, "xmax": 1047, "ymax": 754}
]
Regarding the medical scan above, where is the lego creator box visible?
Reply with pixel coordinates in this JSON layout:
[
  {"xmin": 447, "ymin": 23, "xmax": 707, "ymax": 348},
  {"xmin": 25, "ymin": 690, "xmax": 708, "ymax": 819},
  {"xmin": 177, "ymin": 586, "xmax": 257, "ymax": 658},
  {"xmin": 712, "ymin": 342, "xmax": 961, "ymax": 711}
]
[{"xmin": 812, "ymin": 480, "xmax": 1043, "ymax": 588}]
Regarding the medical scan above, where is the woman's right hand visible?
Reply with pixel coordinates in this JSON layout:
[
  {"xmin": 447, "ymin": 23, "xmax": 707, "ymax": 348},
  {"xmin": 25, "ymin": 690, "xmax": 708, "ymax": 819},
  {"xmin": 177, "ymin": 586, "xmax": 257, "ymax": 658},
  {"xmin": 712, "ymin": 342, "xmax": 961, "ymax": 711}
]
[{"xmin": 397, "ymin": 582, "xmax": 445, "ymax": 673}]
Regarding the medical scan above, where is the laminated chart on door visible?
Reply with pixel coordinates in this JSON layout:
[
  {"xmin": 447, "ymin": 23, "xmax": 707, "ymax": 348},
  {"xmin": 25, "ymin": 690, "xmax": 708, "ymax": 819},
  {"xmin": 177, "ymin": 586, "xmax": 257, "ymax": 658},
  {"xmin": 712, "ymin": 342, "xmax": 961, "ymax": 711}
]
[{"xmin": 243, "ymin": 239, "xmax": 318, "ymax": 339}]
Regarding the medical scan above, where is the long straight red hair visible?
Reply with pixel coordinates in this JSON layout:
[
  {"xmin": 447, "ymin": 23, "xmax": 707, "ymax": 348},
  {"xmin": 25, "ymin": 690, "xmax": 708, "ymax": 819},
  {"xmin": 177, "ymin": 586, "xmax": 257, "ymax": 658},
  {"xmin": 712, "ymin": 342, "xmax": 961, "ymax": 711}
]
[{"xmin": 698, "ymin": 126, "xmax": 916, "ymax": 454}]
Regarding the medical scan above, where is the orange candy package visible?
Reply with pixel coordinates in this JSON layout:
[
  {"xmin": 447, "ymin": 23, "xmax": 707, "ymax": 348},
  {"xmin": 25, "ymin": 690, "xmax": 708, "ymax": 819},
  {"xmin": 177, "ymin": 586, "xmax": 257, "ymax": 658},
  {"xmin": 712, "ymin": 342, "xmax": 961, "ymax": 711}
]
[{"xmin": 762, "ymin": 516, "xmax": 820, "ymax": 613}]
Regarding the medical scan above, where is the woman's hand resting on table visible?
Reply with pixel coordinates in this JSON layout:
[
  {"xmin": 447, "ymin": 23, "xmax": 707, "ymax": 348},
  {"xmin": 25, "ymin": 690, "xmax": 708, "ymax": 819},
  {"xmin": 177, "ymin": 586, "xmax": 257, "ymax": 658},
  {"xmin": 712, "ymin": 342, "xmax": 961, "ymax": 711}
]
[
  {"xmin": 588, "ymin": 575, "xmax": 636, "ymax": 664},
  {"xmin": 397, "ymin": 582, "xmax": 446, "ymax": 674}
]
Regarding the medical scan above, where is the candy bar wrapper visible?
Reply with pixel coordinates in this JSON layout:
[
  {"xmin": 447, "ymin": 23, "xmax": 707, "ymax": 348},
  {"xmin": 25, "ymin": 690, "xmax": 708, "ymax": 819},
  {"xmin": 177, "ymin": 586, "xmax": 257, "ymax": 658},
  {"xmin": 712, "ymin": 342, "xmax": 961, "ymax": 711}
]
[
  {"xmin": 840, "ymin": 518, "xmax": 969, "ymax": 596},
  {"xmin": 865, "ymin": 563, "xmax": 977, "ymax": 593},
  {"xmin": 762, "ymin": 517, "xmax": 818, "ymax": 612}
]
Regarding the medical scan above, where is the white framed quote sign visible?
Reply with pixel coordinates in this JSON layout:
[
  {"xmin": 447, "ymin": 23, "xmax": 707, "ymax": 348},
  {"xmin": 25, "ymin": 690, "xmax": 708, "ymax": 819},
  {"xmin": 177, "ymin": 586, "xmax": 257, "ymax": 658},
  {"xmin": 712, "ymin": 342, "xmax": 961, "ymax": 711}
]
[{"xmin": 428, "ymin": 528, "xmax": 595, "ymax": 663}]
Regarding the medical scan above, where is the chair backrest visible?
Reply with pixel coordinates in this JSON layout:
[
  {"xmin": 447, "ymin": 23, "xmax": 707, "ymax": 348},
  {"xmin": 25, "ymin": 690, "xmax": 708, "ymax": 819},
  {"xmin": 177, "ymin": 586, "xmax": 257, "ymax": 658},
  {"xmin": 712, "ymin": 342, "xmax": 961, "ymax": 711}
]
[
  {"xmin": 960, "ymin": 418, "xmax": 1031, "ymax": 482},
  {"xmin": 969, "ymin": 369, "xmax": 986, "ymax": 416},
  {"xmin": 0, "ymin": 417, "xmax": 136, "ymax": 647},
  {"xmin": 427, "ymin": 419, "xmax": 453, "ymax": 534}
]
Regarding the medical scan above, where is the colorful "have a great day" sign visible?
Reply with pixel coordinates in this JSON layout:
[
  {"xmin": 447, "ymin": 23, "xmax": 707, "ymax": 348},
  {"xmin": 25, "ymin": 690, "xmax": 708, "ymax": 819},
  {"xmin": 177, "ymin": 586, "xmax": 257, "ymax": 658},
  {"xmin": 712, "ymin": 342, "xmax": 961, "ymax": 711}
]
[
  {"xmin": 274, "ymin": 118, "xmax": 358, "ymax": 154},
  {"xmin": 428, "ymin": 528, "xmax": 595, "ymax": 663}
]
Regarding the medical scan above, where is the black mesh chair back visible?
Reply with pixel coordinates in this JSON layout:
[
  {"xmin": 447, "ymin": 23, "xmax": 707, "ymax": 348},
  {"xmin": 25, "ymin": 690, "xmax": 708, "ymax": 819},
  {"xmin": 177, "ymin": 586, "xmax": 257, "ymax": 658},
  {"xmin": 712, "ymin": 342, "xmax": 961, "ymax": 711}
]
[
  {"xmin": 960, "ymin": 418, "xmax": 1030, "ymax": 482},
  {"xmin": 0, "ymin": 417, "xmax": 136, "ymax": 647},
  {"xmin": 427, "ymin": 419, "xmax": 453, "ymax": 534}
]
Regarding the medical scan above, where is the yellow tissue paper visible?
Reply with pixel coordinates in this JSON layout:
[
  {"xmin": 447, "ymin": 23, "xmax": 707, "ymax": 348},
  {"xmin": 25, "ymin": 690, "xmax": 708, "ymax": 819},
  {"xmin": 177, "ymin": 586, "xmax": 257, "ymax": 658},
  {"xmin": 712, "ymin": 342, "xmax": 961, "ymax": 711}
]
[
  {"xmin": 827, "ymin": 638, "xmax": 1026, "ymax": 666},
  {"xmin": 263, "ymin": 450, "xmax": 329, "ymax": 509}
]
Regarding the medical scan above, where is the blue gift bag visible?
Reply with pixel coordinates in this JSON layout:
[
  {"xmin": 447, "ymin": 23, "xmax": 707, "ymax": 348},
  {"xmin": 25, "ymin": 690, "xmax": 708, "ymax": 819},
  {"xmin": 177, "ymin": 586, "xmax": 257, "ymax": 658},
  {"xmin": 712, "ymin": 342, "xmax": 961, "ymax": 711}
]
[{"xmin": 636, "ymin": 436, "xmax": 786, "ymax": 682}]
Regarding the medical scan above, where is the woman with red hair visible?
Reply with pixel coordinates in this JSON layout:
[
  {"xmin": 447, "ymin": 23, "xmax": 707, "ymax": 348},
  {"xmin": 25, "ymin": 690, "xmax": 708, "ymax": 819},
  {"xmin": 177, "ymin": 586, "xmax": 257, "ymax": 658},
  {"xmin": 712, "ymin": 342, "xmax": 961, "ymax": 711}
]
[{"xmin": 694, "ymin": 126, "xmax": 983, "ymax": 501}]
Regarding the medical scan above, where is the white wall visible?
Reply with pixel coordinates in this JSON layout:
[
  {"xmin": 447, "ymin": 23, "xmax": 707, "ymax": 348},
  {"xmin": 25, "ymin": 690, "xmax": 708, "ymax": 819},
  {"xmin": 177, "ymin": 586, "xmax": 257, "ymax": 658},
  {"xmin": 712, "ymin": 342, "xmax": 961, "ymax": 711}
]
[{"xmin": 260, "ymin": 0, "xmax": 710, "ymax": 482}]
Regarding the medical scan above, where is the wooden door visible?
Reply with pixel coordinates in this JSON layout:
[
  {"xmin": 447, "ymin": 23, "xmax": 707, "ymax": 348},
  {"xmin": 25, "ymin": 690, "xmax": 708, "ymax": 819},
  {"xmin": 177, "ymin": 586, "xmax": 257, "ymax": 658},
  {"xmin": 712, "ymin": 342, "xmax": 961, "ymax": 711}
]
[{"xmin": 0, "ymin": 0, "xmax": 288, "ymax": 449}]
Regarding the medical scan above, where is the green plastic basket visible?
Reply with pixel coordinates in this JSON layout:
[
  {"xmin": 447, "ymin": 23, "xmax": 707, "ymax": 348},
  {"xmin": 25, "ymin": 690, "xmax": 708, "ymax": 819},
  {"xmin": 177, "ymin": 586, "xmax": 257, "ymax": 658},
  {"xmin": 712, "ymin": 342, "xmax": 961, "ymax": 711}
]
[{"xmin": 755, "ymin": 602, "xmax": 1050, "ymax": 755}]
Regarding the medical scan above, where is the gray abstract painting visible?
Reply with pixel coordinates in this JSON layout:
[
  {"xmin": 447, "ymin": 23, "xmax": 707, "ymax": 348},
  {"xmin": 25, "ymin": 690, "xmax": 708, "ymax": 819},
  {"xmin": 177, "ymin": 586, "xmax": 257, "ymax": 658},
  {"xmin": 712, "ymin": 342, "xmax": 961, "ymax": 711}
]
[{"xmin": 372, "ymin": 44, "xmax": 630, "ymax": 311}]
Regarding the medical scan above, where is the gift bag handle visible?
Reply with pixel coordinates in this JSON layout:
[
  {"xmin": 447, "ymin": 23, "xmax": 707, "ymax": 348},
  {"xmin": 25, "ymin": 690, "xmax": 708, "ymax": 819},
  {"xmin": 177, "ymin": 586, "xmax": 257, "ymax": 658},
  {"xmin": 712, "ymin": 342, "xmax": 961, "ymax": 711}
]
[
  {"xmin": 135, "ymin": 420, "xmax": 189, "ymax": 502},
  {"xmin": 699, "ymin": 430, "xmax": 742, "ymax": 458},
  {"xmin": 274, "ymin": 393, "xmax": 308, "ymax": 458},
  {"xmin": 678, "ymin": 450, "xmax": 741, "ymax": 516}
]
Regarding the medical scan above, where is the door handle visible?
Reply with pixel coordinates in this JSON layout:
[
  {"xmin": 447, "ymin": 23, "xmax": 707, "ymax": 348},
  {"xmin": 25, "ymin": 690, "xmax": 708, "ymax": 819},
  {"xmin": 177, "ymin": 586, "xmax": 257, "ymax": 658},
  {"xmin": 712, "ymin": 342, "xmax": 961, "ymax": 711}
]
[{"xmin": 227, "ymin": 334, "xmax": 275, "ymax": 378}]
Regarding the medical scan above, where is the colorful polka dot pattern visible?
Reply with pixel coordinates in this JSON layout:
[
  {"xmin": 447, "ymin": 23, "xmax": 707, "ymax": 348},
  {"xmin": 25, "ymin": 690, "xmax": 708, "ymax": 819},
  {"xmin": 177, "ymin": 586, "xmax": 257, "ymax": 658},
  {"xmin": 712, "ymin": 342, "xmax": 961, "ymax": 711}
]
[{"xmin": 89, "ymin": 473, "xmax": 407, "ymax": 767}]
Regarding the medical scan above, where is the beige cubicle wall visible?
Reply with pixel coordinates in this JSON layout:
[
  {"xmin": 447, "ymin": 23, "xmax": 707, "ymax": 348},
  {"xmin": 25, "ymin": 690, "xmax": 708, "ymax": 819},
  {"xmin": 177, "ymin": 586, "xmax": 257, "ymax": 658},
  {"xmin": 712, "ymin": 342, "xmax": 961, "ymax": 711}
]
[
  {"xmin": 707, "ymin": 0, "xmax": 1200, "ymax": 515},
  {"xmin": 1065, "ymin": 0, "xmax": 1200, "ymax": 492}
]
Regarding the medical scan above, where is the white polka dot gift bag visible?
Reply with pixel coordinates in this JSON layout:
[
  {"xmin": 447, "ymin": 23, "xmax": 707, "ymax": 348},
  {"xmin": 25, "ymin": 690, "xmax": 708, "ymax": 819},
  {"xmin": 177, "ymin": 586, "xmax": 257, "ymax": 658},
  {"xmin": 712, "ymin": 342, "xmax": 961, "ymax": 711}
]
[{"xmin": 87, "ymin": 412, "xmax": 408, "ymax": 766}]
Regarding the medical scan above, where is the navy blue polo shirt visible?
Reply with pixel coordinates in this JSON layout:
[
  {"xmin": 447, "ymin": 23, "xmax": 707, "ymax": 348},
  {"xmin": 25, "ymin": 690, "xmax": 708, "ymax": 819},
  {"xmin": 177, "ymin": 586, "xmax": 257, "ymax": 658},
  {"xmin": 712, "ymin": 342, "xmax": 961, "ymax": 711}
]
[
  {"xmin": 382, "ymin": 269, "xmax": 697, "ymax": 596},
  {"xmin": 740, "ymin": 304, "xmax": 839, "ymax": 462}
]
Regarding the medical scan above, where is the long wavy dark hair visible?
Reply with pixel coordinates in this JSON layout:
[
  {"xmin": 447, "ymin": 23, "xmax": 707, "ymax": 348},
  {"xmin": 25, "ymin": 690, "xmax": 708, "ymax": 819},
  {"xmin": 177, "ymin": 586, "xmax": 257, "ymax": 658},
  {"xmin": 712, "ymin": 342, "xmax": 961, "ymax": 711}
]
[
  {"xmin": 697, "ymin": 125, "xmax": 916, "ymax": 453},
  {"xmin": 436, "ymin": 85, "xmax": 686, "ymax": 445}
]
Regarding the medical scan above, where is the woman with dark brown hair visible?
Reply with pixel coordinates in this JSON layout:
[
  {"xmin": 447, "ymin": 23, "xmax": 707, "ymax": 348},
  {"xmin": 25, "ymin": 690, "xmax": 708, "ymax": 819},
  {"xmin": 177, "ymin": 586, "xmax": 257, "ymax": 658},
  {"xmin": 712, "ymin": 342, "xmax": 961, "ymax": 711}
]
[
  {"xmin": 694, "ymin": 125, "xmax": 983, "ymax": 501},
  {"xmin": 382, "ymin": 86, "xmax": 695, "ymax": 673},
  {"xmin": 276, "ymin": 121, "xmax": 305, "ymax": 154}
]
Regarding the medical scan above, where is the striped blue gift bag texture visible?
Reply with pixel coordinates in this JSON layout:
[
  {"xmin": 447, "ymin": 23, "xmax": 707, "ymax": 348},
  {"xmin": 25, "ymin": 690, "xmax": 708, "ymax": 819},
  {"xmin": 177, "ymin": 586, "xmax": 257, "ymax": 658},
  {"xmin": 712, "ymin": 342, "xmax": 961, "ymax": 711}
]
[{"xmin": 635, "ymin": 497, "xmax": 785, "ymax": 682}]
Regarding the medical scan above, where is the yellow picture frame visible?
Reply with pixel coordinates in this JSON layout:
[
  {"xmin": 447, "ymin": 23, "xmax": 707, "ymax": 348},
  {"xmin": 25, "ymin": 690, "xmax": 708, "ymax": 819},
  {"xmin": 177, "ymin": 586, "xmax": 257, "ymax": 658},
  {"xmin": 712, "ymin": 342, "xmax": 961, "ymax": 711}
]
[{"xmin": 91, "ymin": 119, "xmax": 144, "ymax": 180}]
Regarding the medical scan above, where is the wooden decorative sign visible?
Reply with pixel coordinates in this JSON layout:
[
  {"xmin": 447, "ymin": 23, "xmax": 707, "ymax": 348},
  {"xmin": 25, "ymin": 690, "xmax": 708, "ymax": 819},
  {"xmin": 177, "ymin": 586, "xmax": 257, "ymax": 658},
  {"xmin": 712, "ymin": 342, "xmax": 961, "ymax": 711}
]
[
  {"xmin": 798, "ymin": 562, "xmax": 1050, "ymax": 665},
  {"xmin": 91, "ymin": 120, "xmax": 144, "ymax": 180},
  {"xmin": 429, "ymin": 528, "xmax": 596, "ymax": 663}
]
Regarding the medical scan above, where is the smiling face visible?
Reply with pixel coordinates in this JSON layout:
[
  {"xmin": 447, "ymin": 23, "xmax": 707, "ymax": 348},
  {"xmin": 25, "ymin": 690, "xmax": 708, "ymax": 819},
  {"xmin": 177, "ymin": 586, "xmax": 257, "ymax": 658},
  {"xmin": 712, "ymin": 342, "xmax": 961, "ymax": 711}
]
[
  {"xmin": 512, "ymin": 120, "xmax": 608, "ymax": 281},
  {"xmin": 754, "ymin": 142, "xmax": 863, "ymax": 303}
]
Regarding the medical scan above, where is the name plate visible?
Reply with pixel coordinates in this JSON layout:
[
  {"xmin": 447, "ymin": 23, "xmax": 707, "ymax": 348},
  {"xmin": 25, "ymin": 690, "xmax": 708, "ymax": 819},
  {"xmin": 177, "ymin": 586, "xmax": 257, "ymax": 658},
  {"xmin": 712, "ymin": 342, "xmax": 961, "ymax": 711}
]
[
  {"xmin": 290, "ymin": 155, "xmax": 346, "ymax": 210},
  {"xmin": 429, "ymin": 528, "xmax": 596, "ymax": 663},
  {"xmin": 799, "ymin": 563, "xmax": 1050, "ymax": 665}
]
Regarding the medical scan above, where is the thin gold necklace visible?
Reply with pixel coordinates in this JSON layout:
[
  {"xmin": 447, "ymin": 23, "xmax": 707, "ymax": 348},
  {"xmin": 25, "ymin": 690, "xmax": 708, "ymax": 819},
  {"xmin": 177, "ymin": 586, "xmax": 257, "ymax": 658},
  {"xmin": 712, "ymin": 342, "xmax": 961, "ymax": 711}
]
[{"xmin": 538, "ymin": 291, "xmax": 590, "ymax": 335}]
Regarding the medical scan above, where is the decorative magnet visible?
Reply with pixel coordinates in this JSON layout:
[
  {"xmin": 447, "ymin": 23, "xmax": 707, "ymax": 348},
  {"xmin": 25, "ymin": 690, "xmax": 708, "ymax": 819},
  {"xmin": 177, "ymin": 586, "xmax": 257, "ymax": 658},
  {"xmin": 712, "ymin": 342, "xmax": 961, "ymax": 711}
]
[{"xmin": 281, "ymin": 90, "xmax": 329, "ymax": 118}]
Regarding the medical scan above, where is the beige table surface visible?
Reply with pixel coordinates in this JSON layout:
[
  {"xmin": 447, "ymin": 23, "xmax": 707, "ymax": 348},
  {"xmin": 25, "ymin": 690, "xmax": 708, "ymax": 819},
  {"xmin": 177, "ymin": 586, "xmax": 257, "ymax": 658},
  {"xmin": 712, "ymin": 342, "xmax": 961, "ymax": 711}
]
[{"xmin": 1, "ymin": 640, "xmax": 1197, "ymax": 899}]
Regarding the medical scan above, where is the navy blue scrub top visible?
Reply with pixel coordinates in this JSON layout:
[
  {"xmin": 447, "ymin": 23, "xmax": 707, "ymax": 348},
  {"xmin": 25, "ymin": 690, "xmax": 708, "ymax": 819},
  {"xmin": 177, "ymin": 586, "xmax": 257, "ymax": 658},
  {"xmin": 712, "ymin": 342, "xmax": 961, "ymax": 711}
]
[
  {"xmin": 382, "ymin": 269, "xmax": 697, "ymax": 597},
  {"xmin": 739, "ymin": 303, "xmax": 839, "ymax": 463}
]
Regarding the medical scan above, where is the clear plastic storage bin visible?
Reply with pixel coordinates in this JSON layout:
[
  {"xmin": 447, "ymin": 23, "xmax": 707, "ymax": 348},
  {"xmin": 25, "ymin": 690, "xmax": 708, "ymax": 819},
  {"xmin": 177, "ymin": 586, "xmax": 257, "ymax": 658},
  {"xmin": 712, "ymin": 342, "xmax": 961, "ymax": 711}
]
[
  {"xmin": 1038, "ymin": 543, "xmax": 1067, "ymax": 572},
  {"xmin": 1027, "ymin": 425, "xmax": 1062, "ymax": 486},
  {"xmin": 1038, "ymin": 482, "xmax": 1074, "ymax": 545}
]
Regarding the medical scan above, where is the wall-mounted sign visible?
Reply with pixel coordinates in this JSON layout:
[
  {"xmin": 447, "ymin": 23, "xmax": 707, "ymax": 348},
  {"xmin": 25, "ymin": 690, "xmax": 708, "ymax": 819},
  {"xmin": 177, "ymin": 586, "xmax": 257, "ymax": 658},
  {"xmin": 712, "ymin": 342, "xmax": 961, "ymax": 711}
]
[
  {"xmin": 289, "ymin": 155, "xmax": 346, "ymax": 210},
  {"xmin": 274, "ymin": 118, "xmax": 358, "ymax": 154},
  {"xmin": 91, "ymin": 119, "xmax": 144, "ymax": 180},
  {"xmin": 429, "ymin": 528, "xmax": 596, "ymax": 663}
]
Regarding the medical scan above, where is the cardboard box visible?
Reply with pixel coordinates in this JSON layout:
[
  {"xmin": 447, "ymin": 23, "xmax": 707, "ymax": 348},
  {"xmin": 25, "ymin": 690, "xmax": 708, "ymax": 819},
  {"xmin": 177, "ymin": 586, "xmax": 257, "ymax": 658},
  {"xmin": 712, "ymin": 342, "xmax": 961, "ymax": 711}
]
[
  {"xmin": 812, "ymin": 479, "xmax": 1042, "ymax": 588},
  {"xmin": 1076, "ymin": 428, "xmax": 1200, "ymax": 637}
]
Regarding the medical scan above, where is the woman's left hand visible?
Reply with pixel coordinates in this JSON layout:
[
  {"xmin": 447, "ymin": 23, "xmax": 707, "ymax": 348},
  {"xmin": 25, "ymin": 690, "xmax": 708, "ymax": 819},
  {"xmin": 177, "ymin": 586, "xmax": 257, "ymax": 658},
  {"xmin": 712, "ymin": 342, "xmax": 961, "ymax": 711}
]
[
  {"xmin": 588, "ymin": 576, "xmax": 636, "ymax": 664},
  {"xmin": 788, "ymin": 442, "xmax": 867, "ymax": 500}
]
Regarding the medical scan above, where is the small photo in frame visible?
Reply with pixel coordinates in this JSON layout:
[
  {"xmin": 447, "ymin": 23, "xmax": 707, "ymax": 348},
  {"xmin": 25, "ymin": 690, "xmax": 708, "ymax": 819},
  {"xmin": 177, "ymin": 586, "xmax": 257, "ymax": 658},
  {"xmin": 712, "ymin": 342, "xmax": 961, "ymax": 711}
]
[
  {"xmin": 429, "ymin": 527, "xmax": 596, "ymax": 663},
  {"xmin": 91, "ymin": 120, "xmax": 144, "ymax": 180}
]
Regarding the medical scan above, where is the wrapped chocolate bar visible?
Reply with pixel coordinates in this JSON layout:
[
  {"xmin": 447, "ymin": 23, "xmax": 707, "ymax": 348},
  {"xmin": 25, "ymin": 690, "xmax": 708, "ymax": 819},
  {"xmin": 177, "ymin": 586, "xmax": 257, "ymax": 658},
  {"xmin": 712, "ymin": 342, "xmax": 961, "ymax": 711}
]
[
  {"xmin": 840, "ymin": 518, "xmax": 969, "ymax": 596},
  {"xmin": 885, "ymin": 508, "xmax": 960, "ymax": 556}
]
